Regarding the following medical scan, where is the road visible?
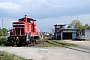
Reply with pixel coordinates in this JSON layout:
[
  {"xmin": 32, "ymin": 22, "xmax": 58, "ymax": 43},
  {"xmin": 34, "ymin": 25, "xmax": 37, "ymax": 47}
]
[
  {"xmin": 59, "ymin": 40, "xmax": 90, "ymax": 50},
  {"xmin": 0, "ymin": 40, "xmax": 90, "ymax": 60}
]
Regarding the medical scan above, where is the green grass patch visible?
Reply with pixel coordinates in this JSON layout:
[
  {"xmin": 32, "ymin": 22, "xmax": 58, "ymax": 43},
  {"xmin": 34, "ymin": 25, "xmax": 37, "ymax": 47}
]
[
  {"xmin": 0, "ymin": 36, "xmax": 7, "ymax": 46},
  {"xmin": 41, "ymin": 43, "xmax": 57, "ymax": 47},
  {"xmin": 51, "ymin": 40, "xmax": 76, "ymax": 46},
  {"xmin": 0, "ymin": 36, "xmax": 7, "ymax": 38},
  {"xmin": 0, "ymin": 36, "xmax": 17, "ymax": 47},
  {"xmin": 0, "ymin": 51, "xmax": 32, "ymax": 60},
  {"xmin": 41, "ymin": 40, "xmax": 76, "ymax": 47}
]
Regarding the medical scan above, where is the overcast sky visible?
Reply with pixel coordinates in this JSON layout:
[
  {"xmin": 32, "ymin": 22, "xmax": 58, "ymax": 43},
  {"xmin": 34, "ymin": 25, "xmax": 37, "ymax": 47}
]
[{"xmin": 0, "ymin": 0, "xmax": 90, "ymax": 32}]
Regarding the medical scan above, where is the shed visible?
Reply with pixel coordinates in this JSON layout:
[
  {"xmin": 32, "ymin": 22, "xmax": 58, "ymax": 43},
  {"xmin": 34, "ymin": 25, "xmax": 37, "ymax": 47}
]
[
  {"xmin": 54, "ymin": 24, "xmax": 79, "ymax": 40},
  {"xmin": 63, "ymin": 28, "xmax": 79, "ymax": 39}
]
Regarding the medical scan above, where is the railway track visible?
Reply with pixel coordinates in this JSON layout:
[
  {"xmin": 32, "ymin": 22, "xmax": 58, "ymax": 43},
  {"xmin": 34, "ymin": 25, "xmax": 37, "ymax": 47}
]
[
  {"xmin": 46, "ymin": 40, "xmax": 90, "ymax": 54},
  {"xmin": 25, "ymin": 40, "xmax": 42, "ymax": 47},
  {"xmin": 8, "ymin": 39, "xmax": 90, "ymax": 54},
  {"xmin": 46, "ymin": 40, "xmax": 75, "ymax": 47}
]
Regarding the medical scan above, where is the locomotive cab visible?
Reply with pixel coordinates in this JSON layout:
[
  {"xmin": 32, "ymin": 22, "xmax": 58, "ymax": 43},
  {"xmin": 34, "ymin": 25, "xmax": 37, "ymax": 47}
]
[{"xmin": 7, "ymin": 15, "xmax": 39, "ymax": 45}]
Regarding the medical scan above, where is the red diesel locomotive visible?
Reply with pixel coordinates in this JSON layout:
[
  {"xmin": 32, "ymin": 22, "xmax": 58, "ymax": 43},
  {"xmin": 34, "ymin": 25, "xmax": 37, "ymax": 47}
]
[{"xmin": 7, "ymin": 15, "xmax": 39, "ymax": 45}]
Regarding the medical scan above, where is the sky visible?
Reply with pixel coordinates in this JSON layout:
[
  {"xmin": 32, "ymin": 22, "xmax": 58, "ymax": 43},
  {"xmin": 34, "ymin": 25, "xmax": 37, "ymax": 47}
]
[{"xmin": 0, "ymin": 0, "xmax": 90, "ymax": 32}]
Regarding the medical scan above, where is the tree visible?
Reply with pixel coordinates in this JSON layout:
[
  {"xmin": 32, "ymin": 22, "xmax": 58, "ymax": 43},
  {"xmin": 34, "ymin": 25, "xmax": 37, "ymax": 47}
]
[
  {"xmin": 0, "ymin": 28, "xmax": 2, "ymax": 35},
  {"xmin": 3, "ymin": 28, "xmax": 7, "ymax": 35},
  {"xmin": 83, "ymin": 24, "xmax": 90, "ymax": 29},
  {"xmin": 0, "ymin": 28, "xmax": 7, "ymax": 36},
  {"xmin": 68, "ymin": 20, "xmax": 83, "ymax": 29},
  {"xmin": 67, "ymin": 25, "xmax": 71, "ymax": 28}
]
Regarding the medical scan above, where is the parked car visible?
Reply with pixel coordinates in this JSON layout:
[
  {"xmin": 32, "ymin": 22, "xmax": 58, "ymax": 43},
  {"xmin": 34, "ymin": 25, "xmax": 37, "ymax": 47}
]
[{"xmin": 75, "ymin": 35, "xmax": 86, "ymax": 40}]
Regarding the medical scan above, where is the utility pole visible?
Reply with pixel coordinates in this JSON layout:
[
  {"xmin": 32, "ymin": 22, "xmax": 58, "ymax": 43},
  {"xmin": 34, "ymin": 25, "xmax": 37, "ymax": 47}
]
[
  {"xmin": 2, "ymin": 20, "xmax": 3, "ymax": 36},
  {"xmin": 77, "ymin": 15, "xmax": 78, "ymax": 20},
  {"xmin": 77, "ymin": 15, "xmax": 78, "ymax": 28}
]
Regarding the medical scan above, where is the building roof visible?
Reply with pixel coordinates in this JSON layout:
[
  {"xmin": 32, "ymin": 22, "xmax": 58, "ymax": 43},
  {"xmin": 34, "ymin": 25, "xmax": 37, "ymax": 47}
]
[
  {"xmin": 63, "ymin": 28, "xmax": 79, "ymax": 33},
  {"xmin": 54, "ymin": 23, "xmax": 66, "ymax": 26}
]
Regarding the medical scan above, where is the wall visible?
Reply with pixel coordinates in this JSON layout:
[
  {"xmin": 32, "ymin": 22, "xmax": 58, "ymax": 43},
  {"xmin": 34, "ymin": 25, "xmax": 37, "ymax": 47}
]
[
  {"xmin": 85, "ymin": 29, "xmax": 90, "ymax": 40},
  {"xmin": 72, "ymin": 32, "xmax": 76, "ymax": 39}
]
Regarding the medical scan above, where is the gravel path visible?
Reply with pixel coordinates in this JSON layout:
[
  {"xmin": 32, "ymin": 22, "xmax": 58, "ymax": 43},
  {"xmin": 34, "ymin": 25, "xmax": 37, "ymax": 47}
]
[{"xmin": 0, "ymin": 47, "xmax": 90, "ymax": 60}]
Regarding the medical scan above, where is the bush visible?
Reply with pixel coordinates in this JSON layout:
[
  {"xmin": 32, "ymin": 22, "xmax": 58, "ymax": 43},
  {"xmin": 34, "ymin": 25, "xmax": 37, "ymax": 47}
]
[
  {"xmin": 0, "ymin": 36, "xmax": 7, "ymax": 46},
  {"xmin": 0, "ymin": 36, "xmax": 16, "ymax": 47}
]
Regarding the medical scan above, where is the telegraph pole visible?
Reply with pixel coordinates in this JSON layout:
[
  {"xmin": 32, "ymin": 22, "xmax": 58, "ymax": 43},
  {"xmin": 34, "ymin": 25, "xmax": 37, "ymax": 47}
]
[
  {"xmin": 2, "ymin": 20, "xmax": 3, "ymax": 36},
  {"xmin": 77, "ymin": 15, "xmax": 78, "ymax": 20},
  {"xmin": 77, "ymin": 15, "xmax": 78, "ymax": 28}
]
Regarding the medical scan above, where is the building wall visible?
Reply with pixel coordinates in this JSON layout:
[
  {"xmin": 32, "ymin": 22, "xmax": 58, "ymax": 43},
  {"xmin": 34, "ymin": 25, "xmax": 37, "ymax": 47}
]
[
  {"xmin": 85, "ymin": 29, "xmax": 90, "ymax": 40},
  {"xmin": 72, "ymin": 32, "xmax": 76, "ymax": 39},
  {"xmin": 82, "ymin": 29, "xmax": 90, "ymax": 40}
]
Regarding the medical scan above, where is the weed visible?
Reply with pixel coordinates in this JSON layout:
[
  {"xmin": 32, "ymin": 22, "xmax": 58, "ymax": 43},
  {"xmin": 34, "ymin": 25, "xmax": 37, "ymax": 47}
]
[{"xmin": 0, "ymin": 51, "xmax": 32, "ymax": 60}]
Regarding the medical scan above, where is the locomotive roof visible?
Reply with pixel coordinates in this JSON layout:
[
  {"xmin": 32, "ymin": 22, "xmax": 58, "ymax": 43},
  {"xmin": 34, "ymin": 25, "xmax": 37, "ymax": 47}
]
[
  {"xmin": 19, "ymin": 17, "xmax": 33, "ymax": 20},
  {"xmin": 19, "ymin": 18, "xmax": 36, "ymax": 21},
  {"xmin": 18, "ymin": 15, "xmax": 36, "ymax": 21}
]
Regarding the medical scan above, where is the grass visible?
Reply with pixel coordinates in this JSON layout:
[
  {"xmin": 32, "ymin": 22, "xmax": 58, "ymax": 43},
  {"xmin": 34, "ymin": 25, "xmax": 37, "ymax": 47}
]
[
  {"xmin": 0, "ymin": 36, "xmax": 7, "ymax": 46},
  {"xmin": 51, "ymin": 40, "xmax": 76, "ymax": 46},
  {"xmin": 41, "ymin": 42, "xmax": 57, "ymax": 47},
  {"xmin": 0, "ymin": 36, "xmax": 7, "ymax": 39},
  {"xmin": 0, "ymin": 36, "xmax": 17, "ymax": 47},
  {"xmin": 41, "ymin": 40, "xmax": 76, "ymax": 47},
  {"xmin": 0, "ymin": 51, "xmax": 32, "ymax": 60}
]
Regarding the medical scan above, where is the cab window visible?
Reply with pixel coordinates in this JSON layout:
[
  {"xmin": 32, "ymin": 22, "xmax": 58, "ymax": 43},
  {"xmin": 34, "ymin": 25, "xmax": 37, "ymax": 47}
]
[
  {"xmin": 28, "ymin": 19, "xmax": 31, "ymax": 23},
  {"xmin": 19, "ymin": 19, "xmax": 24, "ymax": 22}
]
